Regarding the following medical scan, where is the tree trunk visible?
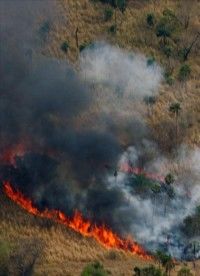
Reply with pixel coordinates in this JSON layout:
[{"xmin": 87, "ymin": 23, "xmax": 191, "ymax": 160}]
[{"xmin": 75, "ymin": 27, "xmax": 79, "ymax": 49}]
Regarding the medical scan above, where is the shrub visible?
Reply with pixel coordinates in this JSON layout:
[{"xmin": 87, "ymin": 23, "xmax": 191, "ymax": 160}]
[
  {"xmin": 146, "ymin": 13, "xmax": 155, "ymax": 27},
  {"xmin": 164, "ymin": 72, "xmax": 174, "ymax": 86},
  {"xmin": 104, "ymin": 8, "xmax": 113, "ymax": 21},
  {"xmin": 81, "ymin": 261, "xmax": 108, "ymax": 276},
  {"xmin": 178, "ymin": 64, "xmax": 191, "ymax": 82},
  {"xmin": 61, "ymin": 41, "xmax": 69, "ymax": 53},
  {"xmin": 134, "ymin": 265, "xmax": 163, "ymax": 276},
  {"xmin": 164, "ymin": 173, "xmax": 175, "ymax": 185},
  {"xmin": 108, "ymin": 24, "xmax": 116, "ymax": 34},
  {"xmin": 156, "ymin": 9, "xmax": 180, "ymax": 44}
]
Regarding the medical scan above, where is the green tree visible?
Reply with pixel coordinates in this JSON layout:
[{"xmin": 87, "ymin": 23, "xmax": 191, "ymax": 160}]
[
  {"xmin": 169, "ymin": 102, "xmax": 181, "ymax": 146},
  {"xmin": 81, "ymin": 261, "xmax": 108, "ymax": 276}
]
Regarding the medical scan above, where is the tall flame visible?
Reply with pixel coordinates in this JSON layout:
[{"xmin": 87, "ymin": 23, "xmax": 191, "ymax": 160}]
[{"xmin": 3, "ymin": 181, "xmax": 150, "ymax": 259}]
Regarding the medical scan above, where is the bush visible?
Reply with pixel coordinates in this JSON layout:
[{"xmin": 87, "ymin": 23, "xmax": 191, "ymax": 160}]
[
  {"xmin": 164, "ymin": 173, "xmax": 175, "ymax": 185},
  {"xmin": 134, "ymin": 265, "xmax": 163, "ymax": 276},
  {"xmin": 108, "ymin": 24, "xmax": 116, "ymax": 34},
  {"xmin": 81, "ymin": 261, "xmax": 109, "ymax": 276},
  {"xmin": 104, "ymin": 8, "xmax": 113, "ymax": 21},
  {"xmin": 156, "ymin": 9, "xmax": 180, "ymax": 44},
  {"xmin": 61, "ymin": 41, "xmax": 69, "ymax": 53},
  {"xmin": 164, "ymin": 72, "xmax": 174, "ymax": 86},
  {"xmin": 146, "ymin": 13, "xmax": 155, "ymax": 27},
  {"xmin": 178, "ymin": 64, "xmax": 191, "ymax": 82}
]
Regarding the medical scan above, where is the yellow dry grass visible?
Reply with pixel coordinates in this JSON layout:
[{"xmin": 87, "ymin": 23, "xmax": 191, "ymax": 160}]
[
  {"xmin": 1, "ymin": 192, "xmax": 200, "ymax": 275},
  {"xmin": 44, "ymin": 0, "xmax": 200, "ymax": 147},
  {"xmin": 0, "ymin": 192, "xmax": 152, "ymax": 275}
]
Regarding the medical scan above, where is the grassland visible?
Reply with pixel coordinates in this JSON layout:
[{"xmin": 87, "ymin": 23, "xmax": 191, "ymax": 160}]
[
  {"xmin": 0, "ymin": 192, "xmax": 153, "ymax": 275},
  {"xmin": 45, "ymin": 0, "xmax": 200, "ymax": 149}
]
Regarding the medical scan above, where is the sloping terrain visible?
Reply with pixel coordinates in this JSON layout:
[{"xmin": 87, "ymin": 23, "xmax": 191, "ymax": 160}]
[
  {"xmin": 46, "ymin": 0, "xmax": 200, "ymax": 148},
  {"xmin": 1, "ymin": 191, "xmax": 200, "ymax": 275},
  {"xmin": 0, "ymin": 191, "xmax": 152, "ymax": 275}
]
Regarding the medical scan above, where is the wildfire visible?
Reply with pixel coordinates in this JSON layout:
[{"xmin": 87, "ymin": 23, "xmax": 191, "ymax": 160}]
[
  {"xmin": 3, "ymin": 181, "xmax": 150, "ymax": 259},
  {"xmin": 120, "ymin": 163, "xmax": 165, "ymax": 182}
]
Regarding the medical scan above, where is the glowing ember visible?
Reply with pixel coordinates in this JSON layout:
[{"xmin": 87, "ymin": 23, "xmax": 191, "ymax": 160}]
[{"xmin": 3, "ymin": 181, "xmax": 150, "ymax": 259}]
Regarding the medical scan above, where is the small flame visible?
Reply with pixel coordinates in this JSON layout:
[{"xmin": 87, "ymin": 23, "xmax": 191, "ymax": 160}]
[
  {"xmin": 3, "ymin": 181, "xmax": 150, "ymax": 259},
  {"xmin": 120, "ymin": 164, "xmax": 165, "ymax": 182}
]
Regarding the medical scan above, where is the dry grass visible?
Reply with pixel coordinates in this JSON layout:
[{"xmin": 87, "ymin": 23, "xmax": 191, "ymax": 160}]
[
  {"xmin": 1, "ymin": 1, "xmax": 200, "ymax": 275},
  {"xmin": 43, "ymin": 0, "xmax": 200, "ymax": 148},
  {"xmin": 0, "ymin": 192, "xmax": 153, "ymax": 275},
  {"xmin": 1, "ymin": 192, "xmax": 200, "ymax": 275}
]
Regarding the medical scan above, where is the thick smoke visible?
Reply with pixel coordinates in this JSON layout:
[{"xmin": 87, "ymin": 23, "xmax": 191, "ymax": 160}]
[
  {"xmin": 1, "ymin": 0, "xmax": 199, "ymax": 260},
  {"xmin": 80, "ymin": 42, "xmax": 163, "ymax": 98}
]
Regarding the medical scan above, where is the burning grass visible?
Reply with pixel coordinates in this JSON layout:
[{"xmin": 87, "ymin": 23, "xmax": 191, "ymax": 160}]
[
  {"xmin": 3, "ymin": 181, "xmax": 150, "ymax": 259},
  {"xmin": 0, "ymin": 189, "xmax": 152, "ymax": 276}
]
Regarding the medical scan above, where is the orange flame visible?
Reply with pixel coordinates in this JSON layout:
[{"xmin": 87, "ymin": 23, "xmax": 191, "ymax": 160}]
[
  {"xmin": 3, "ymin": 181, "xmax": 150, "ymax": 259},
  {"xmin": 119, "ymin": 164, "xmax": 165, "ymax": 182}
]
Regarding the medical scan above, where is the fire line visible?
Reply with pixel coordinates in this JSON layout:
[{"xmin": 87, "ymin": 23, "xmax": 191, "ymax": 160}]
[{"xmin": 3, "ymin": 181, "xmax": 150, "ymax": 260}]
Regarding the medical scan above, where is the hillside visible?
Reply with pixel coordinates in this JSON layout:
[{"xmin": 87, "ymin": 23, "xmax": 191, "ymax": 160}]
[
  {"xmin": 45, "ymin": 0, "xmax": 200, "ymax": 148},
  {"xmin": 0, "ymin": 191, "xmax": 152, "ymax": 275},
  {"xmin": 1, "ymin": 190, "xmax": 200, "ymax": 275},
  {"xmin": 0, "ymin": 1, "xmax": 200, "ymax": 275}
]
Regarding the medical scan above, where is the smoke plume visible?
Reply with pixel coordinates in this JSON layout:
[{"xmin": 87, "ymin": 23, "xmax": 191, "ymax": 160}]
[
  {"xmin": 0, "ymin": 0, "xmax": 199, "ymax": 260},
  {"xmin": 80, "ymin": 42, "xmax": 163, "ymax": 98}
]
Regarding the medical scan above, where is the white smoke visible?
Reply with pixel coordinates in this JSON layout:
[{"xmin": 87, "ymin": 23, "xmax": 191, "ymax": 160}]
[
  {"xmin": 80, "ymin": 42, "xmax": 163, "ymax": 98},
  {"xmin": 107, "ymin": 146, "xmax": 200, "ymax": 258}
]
